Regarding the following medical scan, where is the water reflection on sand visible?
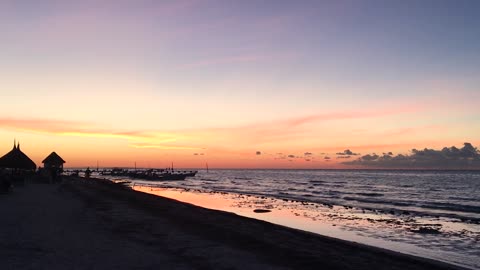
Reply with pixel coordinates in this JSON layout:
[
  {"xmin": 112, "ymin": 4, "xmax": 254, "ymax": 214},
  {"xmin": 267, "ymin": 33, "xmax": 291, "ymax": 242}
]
[{"xmin": 133, "ymin": 186, "xmax": 479, "ymax": 270}]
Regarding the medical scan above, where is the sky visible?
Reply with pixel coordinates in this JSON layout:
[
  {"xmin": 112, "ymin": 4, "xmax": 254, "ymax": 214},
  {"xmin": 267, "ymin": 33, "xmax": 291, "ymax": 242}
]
[{"xmin": 0, "ymin": 0, "xmax": 479, "ymax": 169}]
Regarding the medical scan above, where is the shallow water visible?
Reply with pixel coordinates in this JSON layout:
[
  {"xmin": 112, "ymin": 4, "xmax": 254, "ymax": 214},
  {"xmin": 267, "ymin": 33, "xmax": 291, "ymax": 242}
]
[{"xmin": 104, "ymin": 169, "xmax": 480, "ymax": 269}]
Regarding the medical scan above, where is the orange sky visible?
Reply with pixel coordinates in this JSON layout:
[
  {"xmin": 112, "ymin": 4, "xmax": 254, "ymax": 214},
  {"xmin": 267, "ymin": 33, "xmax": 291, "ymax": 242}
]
[{"xmin": 0, "ymin": 99, "xmax": 478, "ymax": 169}]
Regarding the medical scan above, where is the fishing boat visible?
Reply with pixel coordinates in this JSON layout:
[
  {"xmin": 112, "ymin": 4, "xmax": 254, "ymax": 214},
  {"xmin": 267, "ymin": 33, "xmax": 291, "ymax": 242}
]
[{"xmin": 129, "ymin": 169, "xmax": 197, "ymax": 181}]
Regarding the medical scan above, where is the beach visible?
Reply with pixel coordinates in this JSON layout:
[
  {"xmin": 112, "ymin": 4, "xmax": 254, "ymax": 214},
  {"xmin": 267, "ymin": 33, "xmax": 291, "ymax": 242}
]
[
  {"xmin": 0, "ymin": 176, "xmax": 468, "ymax": 270},
  {"xmin": 124, "ymin": 169, "xmax": 480, "ymax": 269}
]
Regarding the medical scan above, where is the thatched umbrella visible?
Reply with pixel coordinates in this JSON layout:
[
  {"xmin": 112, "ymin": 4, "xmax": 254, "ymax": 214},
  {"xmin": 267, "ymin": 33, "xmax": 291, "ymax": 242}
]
[{"xmin": 0, "ymin": 142, "xmax": 36, "ymax": 171}]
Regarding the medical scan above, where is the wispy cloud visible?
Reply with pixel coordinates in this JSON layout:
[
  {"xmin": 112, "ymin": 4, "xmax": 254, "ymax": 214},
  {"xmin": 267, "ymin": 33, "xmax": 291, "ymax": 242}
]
[
  {"xmin": 281, "ymin": 106, "xmax": 421, "ymax": 128},
  {"xmin": 0, "ymin": 103, "xmax": 428, "ymax": 156},
  {"xmin": 129, "ymin": 143, "xmax": 202, "ymax": 150},
  {"xmin": 0, "ymin": 117, "xmax": 179, "ymax": 146},
  {"xmin": 212, "ymin": 105, "xmax": 425, "ymax": 146},
  {"xmin": 178, "ymin": 54, "xmax": 269, "ymax": 69},
  {"xmin": 379, "ymin": 125, "xmax": 444, "ymax": 137},
  {"xmin": 11, "ymin": 0, "xmax": 202, "ymax": 49},
  {"xmin": 58, "ymin": 131, "xmax": 154, "ymax": 141},
  {"xmin": 319, "ymin": 143, "xmax": 423, "ymax": 152},
  {"xmin": 177, "ymin": 51, "xmax": 297, "ymax": 70},
  {"xmin": 0, "ymin": 118, "xmax": 90, "ymax": 133}
]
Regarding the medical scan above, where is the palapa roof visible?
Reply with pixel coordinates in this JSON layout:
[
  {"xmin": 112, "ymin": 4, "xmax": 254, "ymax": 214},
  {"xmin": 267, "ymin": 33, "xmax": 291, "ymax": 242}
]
[
  {"xmin": 42, "ymin": 152, "xmax": 65, "ymax": 164},
  {"xmin": 0, "ymin": 142, "xmax": 37, "ymax": 170}
]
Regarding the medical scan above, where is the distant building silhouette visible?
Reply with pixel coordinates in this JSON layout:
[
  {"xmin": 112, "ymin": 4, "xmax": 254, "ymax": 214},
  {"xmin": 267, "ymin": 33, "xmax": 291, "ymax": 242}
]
[
  {"xmin": 42, "ymin": 152, "xmax": 65, "ymax": 183},
  {"xmin": 42, "ymin": 152, "xmax": 65, "ymax": 172}
]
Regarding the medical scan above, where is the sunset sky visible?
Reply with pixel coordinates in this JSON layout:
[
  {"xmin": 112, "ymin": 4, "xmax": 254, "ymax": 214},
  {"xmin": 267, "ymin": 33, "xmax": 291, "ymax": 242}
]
[{"xmin": 1, "ymin": 0, "xmax": 479, "ymax": 168}]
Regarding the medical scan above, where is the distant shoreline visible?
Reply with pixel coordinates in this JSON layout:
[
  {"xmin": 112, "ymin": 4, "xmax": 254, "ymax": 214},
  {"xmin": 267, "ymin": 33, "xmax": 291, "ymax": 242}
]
[{"xmin": 64, "ymin": 167, "xmax": 480, "ymax": 172}]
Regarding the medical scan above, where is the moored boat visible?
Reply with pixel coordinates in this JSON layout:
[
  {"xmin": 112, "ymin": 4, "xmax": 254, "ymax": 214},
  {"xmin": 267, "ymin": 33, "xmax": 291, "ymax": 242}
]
[{"xmin": 129, "ymin": 169, "xmax": 197, "ymax": 181}]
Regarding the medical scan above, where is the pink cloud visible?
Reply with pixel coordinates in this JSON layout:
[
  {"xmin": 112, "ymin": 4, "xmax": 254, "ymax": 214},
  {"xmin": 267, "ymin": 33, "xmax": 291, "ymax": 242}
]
[
  {"xmin": 380, "ymin": 125, "xmax": 444, "ymax": 137},
  {"xmin": 177, "ymin": 51, "xmax": 297, "ymax": 70},
  {"xmin": 0, "ymin": 103, "xmax": 432, "ymax": 155},
  {"xmin": 178, "ymin": 55, "xmax": 269, "ymax": 69},
  {"xmin": 0, "ymin": 118, "xmax": 88, "ymax": 132},
  {"xmin": 17, "ymin": 0, "xmax": 202, "ymax": 48},
  {"xmin": 168, "ymin": 104, "xmax": 425, "ymax": 148},
  {"xmin": 0, "ymin": 117, "xmax": 152, "ymax": 140},
  {"xmin": 253, "ymin": 105, "xmax": 422, "ymax": 130},
  {"xmin": 129, "ymin": 143, "xmax": 202, "ymax": 150}
]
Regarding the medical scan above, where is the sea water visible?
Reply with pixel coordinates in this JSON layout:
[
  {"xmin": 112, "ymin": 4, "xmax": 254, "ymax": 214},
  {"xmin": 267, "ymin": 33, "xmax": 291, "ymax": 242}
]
[{"xmin": 107, "ymin": 169, "xmax": 480, "ymax": 269}]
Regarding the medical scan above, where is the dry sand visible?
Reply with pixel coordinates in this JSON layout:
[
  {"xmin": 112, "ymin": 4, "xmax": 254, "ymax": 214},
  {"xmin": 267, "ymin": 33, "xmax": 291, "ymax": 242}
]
[{"xmin": 0, "ymin": 177, "xmax": 468, "ymax": 270}]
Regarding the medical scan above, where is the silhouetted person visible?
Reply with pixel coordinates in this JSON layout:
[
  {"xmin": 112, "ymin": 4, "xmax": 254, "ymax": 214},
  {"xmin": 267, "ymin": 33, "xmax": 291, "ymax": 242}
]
[{"xmin": 85, "ymin": 167, "xmax": 91, "ymax": 179}]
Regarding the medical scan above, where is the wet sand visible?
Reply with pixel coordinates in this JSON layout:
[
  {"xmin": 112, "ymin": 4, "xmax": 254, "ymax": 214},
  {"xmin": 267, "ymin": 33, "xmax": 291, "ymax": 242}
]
[{"xmin": 0, "ymin": 177, "xmax": 467, "ymax": 270}]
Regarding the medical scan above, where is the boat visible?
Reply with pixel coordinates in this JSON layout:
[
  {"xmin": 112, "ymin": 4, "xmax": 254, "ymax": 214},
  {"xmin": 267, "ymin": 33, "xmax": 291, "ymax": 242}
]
[
  {"xmin": 99, "ymin": 168, "xmax": 127, "ymax": 176},
  {"xmin": 128, "ymin": 169, "xmax": 197, "ymax": 181}
]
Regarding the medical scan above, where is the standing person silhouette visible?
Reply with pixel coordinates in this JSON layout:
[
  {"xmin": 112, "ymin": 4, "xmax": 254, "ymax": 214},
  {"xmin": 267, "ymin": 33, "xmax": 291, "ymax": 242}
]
[{"xmin": 85, "ymin": 167, "xmax": 91, "ymax": 179}]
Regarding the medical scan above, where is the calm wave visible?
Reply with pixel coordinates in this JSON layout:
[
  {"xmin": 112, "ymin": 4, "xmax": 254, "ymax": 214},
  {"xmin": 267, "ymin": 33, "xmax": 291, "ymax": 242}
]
[
  {"xmin": 101, "ymin": 169, "xmax": 480, "ymax": 269},
  {"xmin": 156, "ymin": 170, "xmax": 480, "ymax": 222}
]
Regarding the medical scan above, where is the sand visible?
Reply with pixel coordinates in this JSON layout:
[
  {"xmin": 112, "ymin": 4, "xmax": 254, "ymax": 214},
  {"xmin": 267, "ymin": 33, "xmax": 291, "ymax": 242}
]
[{"xmin": 0, "ymin": 177, "xmax": 468, "ymax": 270}]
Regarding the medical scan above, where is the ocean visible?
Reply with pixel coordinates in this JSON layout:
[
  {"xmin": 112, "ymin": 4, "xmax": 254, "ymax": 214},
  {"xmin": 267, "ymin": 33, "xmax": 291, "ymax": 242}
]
[{"xmin": 101, "ymin": 169, "xmax": 480, "ymax": 269}]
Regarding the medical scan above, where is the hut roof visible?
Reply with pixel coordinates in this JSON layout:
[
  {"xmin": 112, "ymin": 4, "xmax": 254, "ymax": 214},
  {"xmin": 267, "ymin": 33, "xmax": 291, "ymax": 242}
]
[
  {"xmin": 42, "ymin": 152, "xmax": 65, "ymax": 164},
  {"xmin": 0, "ymin": 142, "xmax": 36, "ymax": 170}
]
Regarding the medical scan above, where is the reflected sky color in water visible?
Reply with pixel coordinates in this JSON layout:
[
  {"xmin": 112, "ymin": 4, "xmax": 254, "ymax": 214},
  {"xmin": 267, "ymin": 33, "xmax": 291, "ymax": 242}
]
[{"xmin": 134, "ymin": 185, "xmax": 479, "ymax": 269}]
